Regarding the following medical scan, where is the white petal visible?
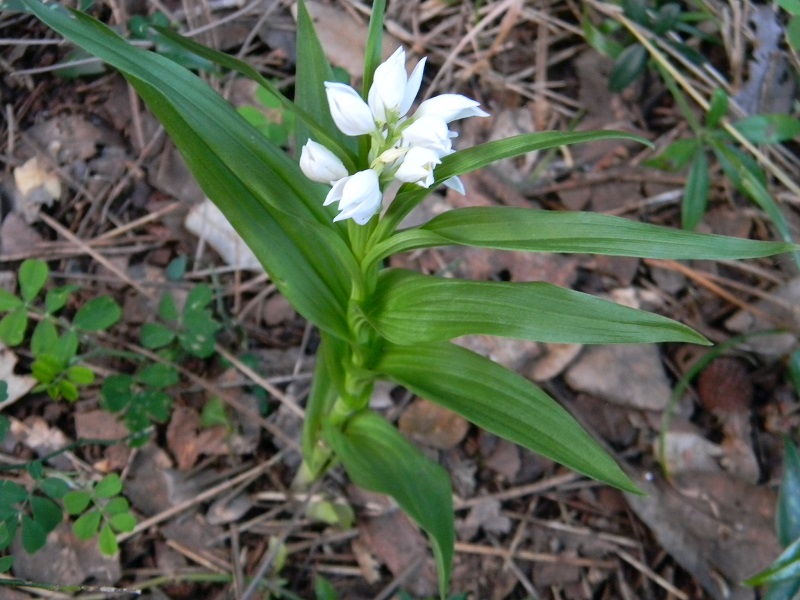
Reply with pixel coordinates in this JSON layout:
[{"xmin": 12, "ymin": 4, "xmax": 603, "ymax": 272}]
[
  {"xmin": 443, "ymin": 176, "xmax": 466, "ymax": 195},
  {"xmin": 325, "ymin": 82, "xmax": 376, "ymax": 136},
  {"xmin": 402, "ymin": 115, "xmax": 452, "ymax": 155},
  {"xmin": 368, "ymin": 47, "xmax": 407, "ymax": 123},
  {"xmin": 299, "ymin": 140, "xmax": 348, "ymax": 183},
  {"xmin": 415, "ymin": 94, "xmax": 489, "ymax": 123},
  {"xmin": 399, "ymin": 56, "xmax": 426, "ymax": 118},
  {"xmin": 324, "ymin": 176, "xmax": 349, "ymax": 206}
]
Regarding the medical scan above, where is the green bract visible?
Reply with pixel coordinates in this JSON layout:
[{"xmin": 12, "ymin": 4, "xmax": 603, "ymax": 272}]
[{"xmin": 15, "ymin": 0, "xmax": 797, "ymax": 596}]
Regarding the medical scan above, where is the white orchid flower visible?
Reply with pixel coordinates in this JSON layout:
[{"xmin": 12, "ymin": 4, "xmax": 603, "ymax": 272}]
[
  {"xmin": 415, "ymin": 93, "xmax": 490, "ymax": 123},
  {"xmin": 325, "ymin": 82, "xmax": 376, "ymax": 136},
  {"xmin": 299, "ymin": 140, "xmax": 348, "ymax": 183},
  {"xmin": 401, "ymin": 115, "xmax": 453, "ymax": 156},
  {"xmin": 324, "ymin": 170, "xmax": 382, "ymax": 225},
  {"xmin": 368, "ymin": 47, "xmax": 427, "ymax": 123},
  {"xmin": 394, "ymin": 146, "xmax": 441, "ymax": 188}
]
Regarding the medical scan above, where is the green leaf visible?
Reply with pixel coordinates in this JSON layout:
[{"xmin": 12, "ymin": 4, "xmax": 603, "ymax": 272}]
[
  {"xmin": 21, "ymin": 514, "xmax": 46, "ymax": 553},
  {"xmin": 94, "ymin": 474, "xmax": 122, "ymax": 498},
  {"xmin": 136, "ymin": 363, "xmax": 178, "ymax": 388},
  {"xmin": 581, "ymin": 14, "xmax": 624, "ymax": 58},
  {"xmin": 44, "ymin": 285, "xmax": 78, "ymax": 314},
  {"xmin": 706, "ymin": 89, "xmax": 729, "ymax": 129},
  {"xmin": 31, "ymin": 319, "xmax": 58, "ymax": 357},
  {"xmin": 98, "ymin": 523, "xmax": 119, "ymax": 555},
  {"xmin": 67, "ymin": 365, "xmax": 95, "ymax": 385},
  {"xmin": 100, "ymin": 375, "xmax": 134, "ymax": 412},
  {"xmin": 140, "ymin": 322, "xmax": 175, "ymax": 349},
  {"xmin": 158, "ymin": 292, "xmax": 179, "ymax": 321},
  {"xmin": 108, "ymin": 511, "xmax": 136, "ymax": 533},
  {"xmin": 27, "ymin": 460, "xmax": 43, "ymax": 481},
  {"xmin": 361, "ymin": 0, "xmax": 387, "ymax": 97},
  {"xmin": 18, "ymin": 259, "xmax": 49, "ymax": 303},
  {"xmin": 184, "ymin": 284, "xmax": 214, "ymax": 313},
  {"xmin": 764, "ymin": 577, "xmax": 800, "ymax": 600},
  {"xmin": 644, "ymin": 138, "xmax": 699, "ymax": 171},
  {"xmin": 31, "ymin": 354, "xmax": 64, "ymax": 385},
  {"xmin": 141, "ymin": 389, "xmax": 172, "ymax": 422},
  {"xmin": 54, "ymin": 330, "xmax": 79, "ymax": 364},
  {"xmin": 374, "ymin": 342, "xmax": 639, "ymax": 493},
  {"xmin": 200, "ymin": 396, "xmax": 229, "ymax": 429},
  {"xmin": 787, "ymin": 14, "xmax": 800, "ymax": 50},
  {"xmin": 777, "ymin": 437, "xmax": 800, "ymax": 547},
  {"xmin": 0, "ymin": 307, "xmax": 28, "ymax": 346},
  {"xmin": 365, "ymin": 269, "xmax": 708, "ymax": 346},
  {"xmin": 40, "ymin": 477, "xmax": 70, "ymax": 500},
  {"xmin": 324, "ymin": 411, "xmax": 454, "ymax": 599},
  {"xmin": 103, "ymin": 497, "xmax": 129, "ymax": 516},
  {"xmin": 294, "ymin": 0, "xmax": 355, "ymax": 156},
  {"xmin": 30, "ymin": 495, "xmax": 62, "ymax": 534},
  {"xmin": 0, "ymin": 555, "xmax": 13, "ymax": 573},
  {"xmin": 148, "ymin": 22, "xmax": 356, "ymax": 171},
  {"xmin": 368, "ymin": 207, "xmax": 796, "ymax": 268},
  {"xmin": 0, "ymin": 289, "xmax": 23, "ymax": 311},
  {"xmin": 682, "ymin": 150, "xmax": 710, "ymax": 230},
  {"xmin": 18, "ymin": 3, "xmax": 357, "ymax": 339},
  {"xmin": 609, "ymin": 43, "xmax": 648, "ymax": 92},
  {"xmin": 63, "ymin": 490, "xmax": 92, "ymax": 515},
  {"xmin": 378, "ymin": 130, "xmax": 652, "ymax": 235},
  {"xmin": 0, "ymin": 480, "xmax": 28, "ymax": 505},
  {"xmin": 314, "ymin": 575, "xmax": 338, "ymax": 600},
  {"xmin": 73, "ymin": 296, "xmax": 121, "ymax": 331},
  {"xmin": 733, "ymin": 114, "xmax": 800, "ymax": 145},
  {"xmin": 165, "ymin": 255, "xmax": 187, "ymax": 281},
  {"xmin": 72, "ymin": 509, "xmax": 102, "ymax": 540},
  {"xmin": 179, "ymin": 311, "xmax": 219, "ymax": 358},
  {"xmin": 58, "ymin": 379, "xmax": 79, "ymax": 402},
  {"xmin": 745, "ymin": 535, "xmax": 800, "ymax": 586},
  {"xmin": 0, "ymin": 414, "xmax": 9, "ymax": 443}
]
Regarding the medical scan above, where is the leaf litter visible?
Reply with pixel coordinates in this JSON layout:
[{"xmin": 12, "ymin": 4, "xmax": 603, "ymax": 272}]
[{"xmin": 0, "ymin": 0, "xmax": 798, "ymax": 598}]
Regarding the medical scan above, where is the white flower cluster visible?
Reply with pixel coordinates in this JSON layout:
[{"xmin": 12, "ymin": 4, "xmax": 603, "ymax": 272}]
[{"xmin": 299, "ymin": 47, "xmax": 489, "ymax": 225}]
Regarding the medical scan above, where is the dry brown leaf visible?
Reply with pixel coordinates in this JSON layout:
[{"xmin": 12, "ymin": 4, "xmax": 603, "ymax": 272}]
[{"xmin": 0, "ymin": 345, "xmax": 35, "ymax": 410}]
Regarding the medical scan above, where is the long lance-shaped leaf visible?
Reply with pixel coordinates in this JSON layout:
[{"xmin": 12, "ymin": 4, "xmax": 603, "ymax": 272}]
[
  {"xmin": 374, "ymin": 130, "xmax": 651, "ymax": 238},
  {"xmin": 373, "ymin": 342, "xmax": 639, "ymax": 494},
  {"xmin": 323, "ymin": 412, "xmax": 454, "ymax": 599},
  {"xmin": 22, "ymin": 1, "xmax": 358, "ymax": 338},
  {"xmin": 148, "ymin": 24, "xmax": 357, "ymax": 171},
  {"xmin": 294, "ymin": 0, "xmax": 358, "ymax": 160},
  {"xmin": 366, "ymin": 207, "xmax": 797, "ymax": 267},
  {"xmin": 363, "ymin": 268, "xmax": 708, "ymax": 346},
  {"xmin": 129, "ymin": 75, "xmax": 352, "ymax": 337}
]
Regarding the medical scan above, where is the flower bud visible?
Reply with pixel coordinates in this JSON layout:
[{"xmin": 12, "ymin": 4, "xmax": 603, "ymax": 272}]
[
  {"xmin": 368, "ymin": 47, "xmax": 427, "ymax": 123},
  {"xmin": 299, "ymin": 140, "xmax": 348, "ymax": 183},
  {"xmin": 394, "ymin": 146, "xmax": 441, "ymax": 188},
  {"xmin": 325, "ymin": 82, "xmax": 376, "ymax": 136}
]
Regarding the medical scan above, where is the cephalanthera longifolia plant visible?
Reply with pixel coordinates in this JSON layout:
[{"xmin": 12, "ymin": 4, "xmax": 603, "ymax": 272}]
[{"xmin": 12, "ymin": 0, "xmax": 796, "ymax": 594}]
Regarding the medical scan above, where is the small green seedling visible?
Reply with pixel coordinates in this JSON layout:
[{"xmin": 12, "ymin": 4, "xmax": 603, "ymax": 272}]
[
  {"xmin": 645, "ymin": 88, "xmax": 800, "ymax": 233},
  {"xmin": 100, "ymin": 363, "xmax": 179, "ymax": 444},
  {"xmin": 583, "ymin": 0, "xmax": 709, "ymax": 92},
  {"xmin": 0, "ymin": 259, "xmax": 121, "ymax": 402},
  {"xmin": 63, "ymin": 473, "xmax": 136, "ymax": 555},
  {"xmin": 139, "ymin": 284, "xmax": 222, "ymax": 360},
  {"xmin": 744, "ymin": 437, "xmax": 800, "ymax": 598},
  {"xmin": 0, "ymin": 460, "xmax": 70, "ymax": 567}
]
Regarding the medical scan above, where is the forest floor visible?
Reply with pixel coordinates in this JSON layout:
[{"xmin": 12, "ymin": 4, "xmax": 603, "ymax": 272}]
[{"xmin": 1, "ymin": 1, "xmax": 799, "ymax": 599}]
